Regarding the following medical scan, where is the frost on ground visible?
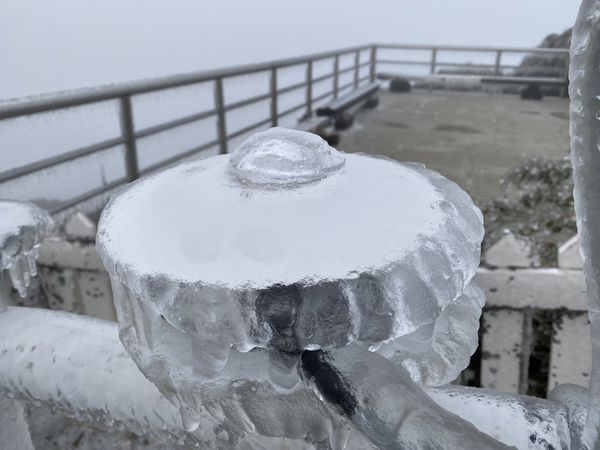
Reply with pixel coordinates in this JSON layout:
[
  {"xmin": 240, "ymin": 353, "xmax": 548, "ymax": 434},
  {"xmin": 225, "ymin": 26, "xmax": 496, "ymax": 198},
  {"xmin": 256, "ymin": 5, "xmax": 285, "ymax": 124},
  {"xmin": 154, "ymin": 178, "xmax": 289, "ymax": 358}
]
[{"xmin": 96, "ymin": 127, "xmax": 498, "ymax": 448}]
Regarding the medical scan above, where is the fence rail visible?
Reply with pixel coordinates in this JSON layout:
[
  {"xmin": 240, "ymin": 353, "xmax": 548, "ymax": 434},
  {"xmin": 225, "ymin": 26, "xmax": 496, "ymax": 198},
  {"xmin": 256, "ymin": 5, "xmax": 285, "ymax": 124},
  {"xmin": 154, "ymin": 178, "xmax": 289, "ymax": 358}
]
[{"xmin": 0, "ymin": 43, "xmax": 570, "ymax": 215}]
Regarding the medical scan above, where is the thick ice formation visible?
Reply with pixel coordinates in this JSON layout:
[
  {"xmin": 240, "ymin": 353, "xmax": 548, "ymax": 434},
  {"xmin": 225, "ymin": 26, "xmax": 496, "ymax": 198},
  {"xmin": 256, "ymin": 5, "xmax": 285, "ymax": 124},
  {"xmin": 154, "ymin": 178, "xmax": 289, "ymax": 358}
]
[
  {"xmin": 0, "ymin": 307, "xmax": 525, "ymax": 449},
  {"xmin": 378, "ymin": 281, "xmax": 484, "ymax": 386},
  {"xmin": 0, "ymin": 200, "xmax": 52, "ymax": 301},
  {"xmin": 570, "ymin": 1, "xmax": 600, "ymax": 446},
  {"xmin": 97, "ymin": 127, "xmax": 485, "ymax": 442}
]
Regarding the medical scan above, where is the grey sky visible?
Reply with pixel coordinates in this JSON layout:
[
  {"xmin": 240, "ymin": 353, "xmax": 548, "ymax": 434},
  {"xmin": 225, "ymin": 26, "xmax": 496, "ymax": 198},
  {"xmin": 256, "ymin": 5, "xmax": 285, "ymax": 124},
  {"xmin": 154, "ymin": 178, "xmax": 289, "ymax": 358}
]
[{"xmin": 1, "ymin": 0, "xmax": 579, "ymax": 100}]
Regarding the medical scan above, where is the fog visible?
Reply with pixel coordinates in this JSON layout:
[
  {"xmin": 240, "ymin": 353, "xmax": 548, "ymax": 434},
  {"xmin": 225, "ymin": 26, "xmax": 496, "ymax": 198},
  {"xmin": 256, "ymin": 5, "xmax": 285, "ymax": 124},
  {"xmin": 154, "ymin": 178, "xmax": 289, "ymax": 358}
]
[{"xmin": 1, "ymin": 0, "xmax": 578, "ymax": 100}]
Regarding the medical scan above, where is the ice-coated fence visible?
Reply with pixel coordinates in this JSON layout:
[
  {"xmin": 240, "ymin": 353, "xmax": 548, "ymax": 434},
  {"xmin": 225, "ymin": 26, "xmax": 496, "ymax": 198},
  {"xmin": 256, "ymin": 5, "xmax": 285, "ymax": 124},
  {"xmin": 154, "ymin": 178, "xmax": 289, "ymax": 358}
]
[
  {"xmin": 29, "ymin": 224, "xmax": 592, "ymax": 399},
  {"xmin": 476, "ymin": 233, "xmax": 590, "ymax": 396},
  {"xmin": 0, "ymin": 44, "xmax": 568, "ymax": 218}
]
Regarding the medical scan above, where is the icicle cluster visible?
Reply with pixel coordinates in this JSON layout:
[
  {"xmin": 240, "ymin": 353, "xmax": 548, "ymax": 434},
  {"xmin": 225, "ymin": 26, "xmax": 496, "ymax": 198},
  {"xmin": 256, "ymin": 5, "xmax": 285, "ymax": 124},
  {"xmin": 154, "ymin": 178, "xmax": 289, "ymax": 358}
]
[{"xmin": 0, "ymin": 200, "xmax": 52, "ymax": 302}]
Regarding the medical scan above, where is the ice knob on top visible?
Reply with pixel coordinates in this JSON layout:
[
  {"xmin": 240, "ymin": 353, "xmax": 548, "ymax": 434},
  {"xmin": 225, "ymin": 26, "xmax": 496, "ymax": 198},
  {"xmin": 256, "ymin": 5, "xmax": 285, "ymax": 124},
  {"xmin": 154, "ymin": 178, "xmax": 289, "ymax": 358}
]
[{"xmin": 229, "ymin": 127, "xmax": 345, "ymax": 187}]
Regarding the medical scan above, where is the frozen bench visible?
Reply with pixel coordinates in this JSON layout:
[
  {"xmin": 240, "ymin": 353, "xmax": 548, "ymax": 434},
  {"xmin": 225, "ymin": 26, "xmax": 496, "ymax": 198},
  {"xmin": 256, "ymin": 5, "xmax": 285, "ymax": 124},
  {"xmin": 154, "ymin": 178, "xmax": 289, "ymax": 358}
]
[
  {"xmin": 316, "ymin": 82, "xmax": 379, "ymax": 130},
  {"xmin": 294, "ymin": 116, "xmax": 332, "ymax": 134},
  {"xmin": 294, "ymin": 116, "xmax": 339, "ymax": 146}
]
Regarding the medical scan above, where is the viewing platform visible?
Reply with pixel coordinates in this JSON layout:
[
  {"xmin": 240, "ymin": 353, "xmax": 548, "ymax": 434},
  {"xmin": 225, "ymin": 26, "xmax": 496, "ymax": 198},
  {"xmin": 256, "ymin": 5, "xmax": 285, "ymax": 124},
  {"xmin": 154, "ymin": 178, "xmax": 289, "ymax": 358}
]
[{"xmin": 340, "ymin": 89, "xmax": 570, "ymax": 199}]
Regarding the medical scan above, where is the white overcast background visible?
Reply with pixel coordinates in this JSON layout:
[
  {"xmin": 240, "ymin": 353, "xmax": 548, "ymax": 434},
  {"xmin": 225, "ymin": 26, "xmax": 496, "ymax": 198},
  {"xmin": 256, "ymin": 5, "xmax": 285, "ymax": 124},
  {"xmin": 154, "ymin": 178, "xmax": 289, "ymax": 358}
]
[{"xmin": 0, "ymin": 0, "xmax": 580, "ymax": 100}]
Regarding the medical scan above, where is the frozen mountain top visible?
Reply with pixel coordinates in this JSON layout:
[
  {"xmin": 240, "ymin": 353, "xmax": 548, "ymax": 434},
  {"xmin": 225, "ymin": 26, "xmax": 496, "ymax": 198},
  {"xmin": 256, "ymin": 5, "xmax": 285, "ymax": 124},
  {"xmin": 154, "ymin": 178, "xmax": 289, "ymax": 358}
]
[
  {"xmin": 98, "ymin": 127, "xmax": 483, "ymax": 291},
  {"xmin": 0, "ymin": 200, "xmax": 53, "ymax": 297}
]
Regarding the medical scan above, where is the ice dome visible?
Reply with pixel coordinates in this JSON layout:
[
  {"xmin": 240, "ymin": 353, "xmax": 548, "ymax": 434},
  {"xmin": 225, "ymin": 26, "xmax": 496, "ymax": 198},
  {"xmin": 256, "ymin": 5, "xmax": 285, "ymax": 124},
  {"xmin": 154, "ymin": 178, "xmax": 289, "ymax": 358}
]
[{"xmin": 97, "ymin": 128, "xmax": 485, "ymax": 431}]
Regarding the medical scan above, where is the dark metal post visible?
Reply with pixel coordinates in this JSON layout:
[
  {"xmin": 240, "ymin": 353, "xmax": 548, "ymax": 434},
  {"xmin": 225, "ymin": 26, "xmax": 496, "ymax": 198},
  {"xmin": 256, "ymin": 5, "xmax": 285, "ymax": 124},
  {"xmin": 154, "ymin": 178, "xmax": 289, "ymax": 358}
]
[
  {"xmin": 430, "ymin": 48, "xmax": 438, "ymax": 74},
  {"xmin": 214, "ymin": 78, "xmax": 228, "ymax": 154},
  {"xmin": 305, "ymin": 61, "xmax": 313, "ymax": 118},
  {"xmin": 119, "ymin": 96, "xmax": 139, "ymax": 181},
  {"xmin": 369, "ymin": 46, "xmax": 377, "ymax": 82},
  {"xmin": 354, "ymin": 51, "xmax": 360, "ymax": 88},
  {"xmin": 494, "ymin": 50, "xmax": 503, "ymax": 76},
  {"xmin": 270, "ymin": 68, "xmax": 278, "ymax": 127},
  {"xmin": 333, "ymin": 55, "xmax": 340, "ymax": 98}
]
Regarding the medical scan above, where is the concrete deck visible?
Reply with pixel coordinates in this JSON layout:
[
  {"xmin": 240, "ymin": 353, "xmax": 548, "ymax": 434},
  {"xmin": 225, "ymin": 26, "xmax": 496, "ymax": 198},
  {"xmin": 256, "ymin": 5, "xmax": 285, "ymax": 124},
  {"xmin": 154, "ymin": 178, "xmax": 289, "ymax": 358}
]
[{"xmin": 338, "ymin": 90, "xmax": 570, "ymax": 200}]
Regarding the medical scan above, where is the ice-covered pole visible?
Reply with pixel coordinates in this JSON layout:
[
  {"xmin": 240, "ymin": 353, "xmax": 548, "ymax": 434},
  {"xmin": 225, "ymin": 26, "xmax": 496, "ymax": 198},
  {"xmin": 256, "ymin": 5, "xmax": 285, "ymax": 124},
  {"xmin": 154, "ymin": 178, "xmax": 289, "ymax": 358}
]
[
  {"xmin": 570, "ymin": 0, "xmax": 600, "ymax": 446},
  {"xmin": 0, "ymin": 306, "xmax": 570, "ymax": 448}
]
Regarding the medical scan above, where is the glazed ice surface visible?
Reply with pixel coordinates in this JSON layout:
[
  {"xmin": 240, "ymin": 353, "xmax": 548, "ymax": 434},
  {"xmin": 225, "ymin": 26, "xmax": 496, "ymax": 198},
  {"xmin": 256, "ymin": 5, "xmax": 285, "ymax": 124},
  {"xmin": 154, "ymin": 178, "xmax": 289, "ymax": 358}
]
[
  {"xmin": 97, "ymin": 128, "xmax": 485, "ymax": 435},
  {"xmin": 100, "ymin": 145, "xmax": 454, "ymax": 288}
]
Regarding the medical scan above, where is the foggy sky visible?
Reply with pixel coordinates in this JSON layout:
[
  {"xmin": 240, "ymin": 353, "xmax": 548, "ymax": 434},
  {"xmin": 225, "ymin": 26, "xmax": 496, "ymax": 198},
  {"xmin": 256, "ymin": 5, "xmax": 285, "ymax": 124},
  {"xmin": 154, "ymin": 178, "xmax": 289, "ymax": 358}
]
[{"xmin": 0, "ymin": 0, "xmax": 579, "ymax": 100}]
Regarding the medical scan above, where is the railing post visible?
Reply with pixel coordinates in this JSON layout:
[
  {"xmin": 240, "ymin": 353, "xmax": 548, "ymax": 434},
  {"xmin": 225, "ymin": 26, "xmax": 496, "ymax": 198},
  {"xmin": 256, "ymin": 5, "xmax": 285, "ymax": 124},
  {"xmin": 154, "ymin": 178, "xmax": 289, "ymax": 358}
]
[
  {"xmin": 369, "ymin": 46, "xmax": 377, "ymax": 82},
  {"xmin": 494, "ymin": 50, "xmax": 503, "ymax": 76},
  {"xmin": 354, "ymin": 51, "xmax": 360, "ymax": 88},
  {"xmin": 305, "ymin": 60, "xmax": 313, "ymax": 118},
  {"xmin": 561, "ymin": 57, "xmax": 570, "ymax": 98},
  {"xmin": 119, "ymin": 96, "xmax": 139, "ymax": 182},
  {"xmin": 214, "ymin": 78, "xmax": 228, "ymax": 155},
  {"xmin": 430, "ymin": 48, "xmax": 438, "ymax": 75},
  {"xmin": 333, "ymin": 55, "xmax": 340, "ymax": 99},
  {"xmin": 270, "ymin": 68, "xmax": 278, "ymax": 127}
]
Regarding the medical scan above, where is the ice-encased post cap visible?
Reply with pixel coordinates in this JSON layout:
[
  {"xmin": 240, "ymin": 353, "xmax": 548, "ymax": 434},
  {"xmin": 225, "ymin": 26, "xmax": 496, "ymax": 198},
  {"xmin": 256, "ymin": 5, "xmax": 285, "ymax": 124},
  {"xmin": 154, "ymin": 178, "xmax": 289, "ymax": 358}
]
[{"xmin": 229, "ymin": 127, "xmax": 345, "ymax": 188}]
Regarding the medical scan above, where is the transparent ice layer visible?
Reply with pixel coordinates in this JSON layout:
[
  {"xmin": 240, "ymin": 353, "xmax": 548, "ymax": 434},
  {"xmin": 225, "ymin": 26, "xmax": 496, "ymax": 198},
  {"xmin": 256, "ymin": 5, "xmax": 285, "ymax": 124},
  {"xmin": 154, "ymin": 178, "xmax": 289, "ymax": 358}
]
[
  {"xmin": 0, "ymin": 200, "xmax": 52, "ymax": 299},
  {"xmin": 377, "ymin": 281, "xmax": 484, "ymax": 386},
  {"xmin": 230, "ymin": 127, "xmax": 345, "ymax": 187},
  {"xmin": 97, "ymin": 128, "xmax": 485, "ymax": 438}
]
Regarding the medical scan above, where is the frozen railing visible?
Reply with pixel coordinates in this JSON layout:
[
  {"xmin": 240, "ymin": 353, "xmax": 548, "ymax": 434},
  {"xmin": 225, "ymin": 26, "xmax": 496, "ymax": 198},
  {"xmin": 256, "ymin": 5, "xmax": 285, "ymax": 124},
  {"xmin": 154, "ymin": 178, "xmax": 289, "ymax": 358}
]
[
  {"xmin": 0, "ymin": 43, "xmax": 568, "ymax": 217},
  {"xmin": 377, "ymin": 43, "xmax": 569, "ymax": 78},
  {"xmin": 0, "ymin": 45, "xmax": 374, "ymax": 216}
]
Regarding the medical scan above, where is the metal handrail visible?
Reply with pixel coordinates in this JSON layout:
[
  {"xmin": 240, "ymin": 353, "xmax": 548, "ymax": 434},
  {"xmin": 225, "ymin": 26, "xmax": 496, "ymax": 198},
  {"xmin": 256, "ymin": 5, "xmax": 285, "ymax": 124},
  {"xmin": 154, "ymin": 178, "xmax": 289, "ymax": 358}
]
[
  {"xmin": 0, "ymin": 43, "xmax": 569, "ymax": 215},
  {"xmin": 376, "ymin": 43, "xmax": 570, "ymax": 54},
  {"xmin": 0, "ymin": 45, "xmax": 373, "ymax": 120}
]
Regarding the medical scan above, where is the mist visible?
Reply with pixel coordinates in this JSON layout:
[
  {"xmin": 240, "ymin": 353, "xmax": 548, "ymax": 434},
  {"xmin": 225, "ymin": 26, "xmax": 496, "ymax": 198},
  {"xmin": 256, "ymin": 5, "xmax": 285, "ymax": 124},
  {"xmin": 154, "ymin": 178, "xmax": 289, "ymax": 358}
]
[{"xmin": 1, "ymin": 0, "xmax": 578, "ymax": 100}]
